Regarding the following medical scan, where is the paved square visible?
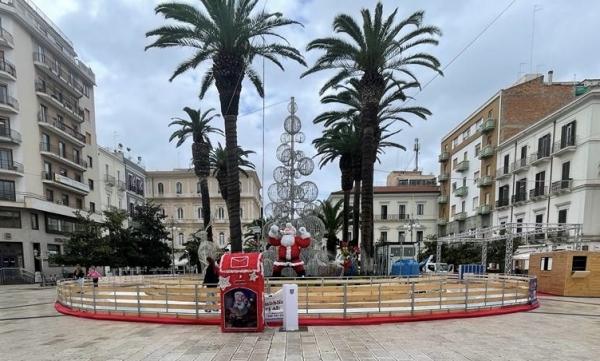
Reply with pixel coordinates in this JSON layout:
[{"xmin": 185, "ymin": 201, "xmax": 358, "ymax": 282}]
[{"xmin": 0, "ymin": 285, "xmax": 598, "ymax": 360}]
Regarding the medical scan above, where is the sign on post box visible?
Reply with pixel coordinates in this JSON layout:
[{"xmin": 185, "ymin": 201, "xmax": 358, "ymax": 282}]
[{"xmin": 219, "ymin": 252, "xmax": 264, "ymax": 332}]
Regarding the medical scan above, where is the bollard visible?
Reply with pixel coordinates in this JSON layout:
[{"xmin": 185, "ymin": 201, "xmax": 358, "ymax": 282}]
[{"xmin": 281, "ymin": 284, "xmax": 299, "ymax": 331}]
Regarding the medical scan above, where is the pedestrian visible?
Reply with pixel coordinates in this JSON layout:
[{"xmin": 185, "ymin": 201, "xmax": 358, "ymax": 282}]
[
  {"xmin": 87, "ymin": 265, "xmax": 101, "ymax": 287},
  {"xmin": 203, "ymin": 257, "xmax": 219, "ymax": 312},
  {"xmin": 73, "ymin": 264, "xmax": 85, "ymax": 293}
]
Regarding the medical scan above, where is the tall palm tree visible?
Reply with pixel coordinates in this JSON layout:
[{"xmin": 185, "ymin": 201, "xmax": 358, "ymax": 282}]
[
  {"xmin": 168, "ymin": 107, "xmax": 222, "ymax": 243},
  {"xmin": 316, "ymin": 199, "xmax": 344, "ymax": 256},
  {"xmin": 209, "ymin": 142, "xmax": 256, "ymax": 204},
  {"xmin": 146, "ymin": 0, "xmax": 306, "ymax": 253},
  {"xmin": 302, "ymin": 3, "xmax": 442, "ymax": 273}
]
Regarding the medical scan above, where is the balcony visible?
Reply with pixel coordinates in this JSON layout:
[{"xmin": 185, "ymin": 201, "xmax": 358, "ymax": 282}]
[
  {"xmin": 32, "ymin": 52, "xmax": 84, "ymax": 98},
  {"xmin": 454, "ymin": 212, "xmax": 467, "ymax": 221},
  {"xmin": 0, "ymin": 127, "xmax": 21, "ymax": 144},
  {"xmin": 478, "ymin": 144, "xmax": 494, "ymax": 159},
  {"xmin": 455, "ymin": 160, "xmax": 469, "ymax": 172},
  {"xmin": 477, "ymin": 175, "xmax": 493, "ymax": 187},
  {"xmin": 37, "ymin": 114, "xmax": 86, "ymax": 147},
  {"xmin": 437, "ymin": 217, "xmax": 448, "ymax": 226},
  {"xmin": 479, "ymin": 118, "xmax": 495, "ymax": 133},
  {"xmin": 0, "ymin": 159, "xmax": 23, "ymax": 176},
  {"xmin": 42, "ymin": 171, "xmax": 90, "ymax": 195},
  {"xmin": 104, "ymin": 174, "xmax": 116, "ymax": 186},
  {"xmin": 495, "ymin": 197, "xmax": 510, "ymax": 209},
  {"xmin": 511, "ymin": 157, "xmax": 530, "ymax": 173},
  {"xmin": 551, "ymin": 179, "xmax": 572, "ymax": 195},
  {"xmin": 0, "ymin": 58, "xmax": 16, "ymax": 81},
  {"xmin": 374, "ymin": 214, "xmax": 409, "ymax": 221},
  {"xmin": 35, "ymin": 81, "xmax": 85, "ymax": 123},
  {"xmin": 530, "ymin": 150, "xmax": 551, "ymax": 166},
  {"xmin": 39, "ymin": 142, "xmax": 88, "ymax": 171},
  {"xmin": 453, "ymin": 186, "xmax": 468, "ymax": 197},
  {"xmin": 496, "ymin": 166, "xmax": 511, "ymax": 180},
  {"xmin": 0, "ymin": 27, "xmax": 14, "ymax": 48},
  {"xmin": 511, "ymin": 192, "xmax": 528, "ymax": 205},
  {"xmin": 438, "ymin": 151, "xmax": 450, "ymax": 162},
  {"xmin": 117, "ymin": 180, "xmax": 126, "ymax": 191},
  {"xmin": 553, "ymin": 136, "xmax": 577, "ymax": 156},
  {"xmin": 529, "ymin": 186, "xmax": 548, "ymax": 201},
  {"xmin": 437, "ymin": 194, "xmax": 448, "ymax": 204},
  {"xmin": 438, "ymin": 172, "xmax": 450, "ymax": 182},
  {"xmin": 478, "ymin": 204, "xmax": 491, "ymax": 215},
  {"xmin": 0, "ymin": 94, "xmax": 18, "ymax": 113}
]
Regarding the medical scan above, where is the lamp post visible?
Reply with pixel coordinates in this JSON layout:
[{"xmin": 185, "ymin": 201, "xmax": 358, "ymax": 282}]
[
  {"xmin": 250, "ymin": 226, "xmax": 262, "ymax": 251},
  {"xmin": 165, "ymin": 217, "xmax": 180, "ymax": 275},
  {"xmin": 184, "ymin": 250, "xmax": 189, "ymax": 275},
  {"xmin": 404, "ymin": 215, "xmax": 422, "ymax": 262}
]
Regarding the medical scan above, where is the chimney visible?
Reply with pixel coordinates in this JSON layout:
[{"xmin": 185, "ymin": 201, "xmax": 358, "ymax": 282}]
[{"xmin": 547, "ymin": 70, "xmax": 554, "ymax": 84}]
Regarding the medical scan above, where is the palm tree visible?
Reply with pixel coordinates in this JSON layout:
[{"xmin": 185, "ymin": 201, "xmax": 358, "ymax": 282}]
[
  {"xmin": 209, "ymin": 142, "xmax": 256, "ymax": 204},
  {"xmin": 146, "ymin": 0, "xmax": 306, "ymax": 253},
  {"xmin": 168, "ymin": 107, "xmax": 222, "ymax": 243},
  {"xmin": 316, "ymin": 199, "xmax": 344, "ymax": 256},
  {"xmin": 302, "ymin": 3, "xmax": 442, "ymax": 273}
]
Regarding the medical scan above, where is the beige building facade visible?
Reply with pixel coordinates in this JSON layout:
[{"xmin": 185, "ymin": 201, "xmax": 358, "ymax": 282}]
[
  {"xmin": 0, "ymin": 0, "xmax": 100, "ymax": 277},
  {"xmin": 145, "ymin": 169, "xmax": 262, "ymax": 259}
]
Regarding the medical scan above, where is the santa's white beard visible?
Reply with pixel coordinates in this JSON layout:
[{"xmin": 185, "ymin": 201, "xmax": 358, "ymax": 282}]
[{"xmin": 281, "ymin": 234, "xmax": 295, "ymax": 247}]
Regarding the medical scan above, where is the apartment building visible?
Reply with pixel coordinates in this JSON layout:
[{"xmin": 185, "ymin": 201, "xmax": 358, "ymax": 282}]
[
  {"xmin": 0, "ymin": 0, "xmax": 100, "ymax": 276},
  {"xmin": 124, "ymin": 155, "xmax": 146, "ymax": 217},
  {"xmin": 98, "ymin": 147, "xmax": 127, "ymax": 214},
  {"xmin": 328, "ymin": 171, "xmax": 440, "ymax": 247},
  {"xmin": 145, "ymin": 169, "xmax": 262, "ymax": 261},
  {"xmin": 494, "ymin": 85, "xmax": 600, "ymax": 249},
  {"xmin": 438, "ymin": 72, "xmax": 580, "ymax": 235}
]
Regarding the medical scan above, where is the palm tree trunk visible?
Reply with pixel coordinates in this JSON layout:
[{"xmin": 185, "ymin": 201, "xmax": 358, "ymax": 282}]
[
  {"xmin": 224, "ymin": 114, "xmax": 242, "ymax": 252},
  {"xmin": 352, "ymin": 179, "xmax": 360, "ymax": 248},
  {"xmin": 343, "ymin": 190, "xmax": 350, "ymax": 243},
  {"xmin": 200, "ymin": 177, "xmax": 212, "ymax": 242}
]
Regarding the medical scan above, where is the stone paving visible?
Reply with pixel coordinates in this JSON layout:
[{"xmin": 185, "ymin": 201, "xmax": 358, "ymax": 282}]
[{"xmin": 0, "ymin": 284, "xmax": 599, "ymax": 361}]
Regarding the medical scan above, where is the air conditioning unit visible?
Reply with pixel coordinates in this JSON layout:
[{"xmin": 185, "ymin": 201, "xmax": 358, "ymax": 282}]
[{"xmin": 4, "ymin": 233, "xmax": 11, "ymax": 240}]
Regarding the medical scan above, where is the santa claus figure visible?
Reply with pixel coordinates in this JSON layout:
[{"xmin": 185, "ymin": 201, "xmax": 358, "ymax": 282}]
[{"xmin": 268, "ymin": 223, "xmax": 311, "ymax": 277}]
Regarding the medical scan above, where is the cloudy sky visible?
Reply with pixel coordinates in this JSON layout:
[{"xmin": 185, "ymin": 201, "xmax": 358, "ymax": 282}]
[{"xmin": 35, "ymin": 0, "xmax": 600, "ymax": 204}]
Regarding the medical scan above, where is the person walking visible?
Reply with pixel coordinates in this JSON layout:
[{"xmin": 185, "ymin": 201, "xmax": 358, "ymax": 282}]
[
  {"xmin": 87, "ymin": 265, "xmax": 101, "ymax": 287},
  {"xmin": 203, "ymin": 257, "xmax": 219, "ymax": 312},
  {"xmin": 74, "ymin": 265, "xmax": 85, "ymax": 293}
]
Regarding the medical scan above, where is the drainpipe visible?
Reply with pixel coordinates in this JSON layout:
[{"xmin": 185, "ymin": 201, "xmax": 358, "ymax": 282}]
[
  {"xmin": 510, "ymin": 141, "xmax": 518, "ymax": 222},
  {"xmin": 546, "ymin": 121, "xmax": 557, "ymax": 223}
]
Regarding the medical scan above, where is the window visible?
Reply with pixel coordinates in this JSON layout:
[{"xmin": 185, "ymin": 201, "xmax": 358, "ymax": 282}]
[
  {"xmin": 535, "ymin": 213, "xmax": 544, "ymax": 239},
  {"xmin": 74, "ymin": 174, "xmax": 82, "ymax": 183},
  {"xmin": 416, "ymin": 204, "xmax": 424, "ymax": 215},
  {"xmin": 461, "ymin": 201, "xmax": 466, "ymax": 212},
  {"xmin": 217, "ymin": 207, "xmax": 225, "ymax": 220},
  {"xmin": 90, "ymin": 202, "xmax": 95, "ymax": 213},
  {"xmin": 177, "ymin": 207, "xmax": 184, "ymax": 220},
  {"xmin": 196, "ymin": 182, "xmax": 201, "ymax": 194},
  {"xmin": 379, "ymin": 231, "xmax": 387, "ymax": 242},
  {"xmin": 197, "ymin": 207, "xmax": 203, "ymax": 219},
  {"xmin": 516, "ymin": 218, "xmax": 523, "ymax": 233},
  {"xmin": 117, "ymin": 170, "xmax": 121, "ymax": 182},
  {"xmin": 398, "ymin": 205, "xmax": 406, "ymax": 219},
  {"xmin": 472, "ymin": 197, "xmax": 479, "ymax": 210},
  {"xmin": 498, "ymin": 185, "xmax": 509, "ymax": 206},
  {"xmin": 59, "ymin": 168, "xmax": 67, "ymax": 177},
  {"xmin": 537, "ymin": 134, "xmax": 551, "ymax": 157},
  {"xmin": 61, "ymin": 194, "xmax": 69, "ymax": 206},
  {"xmin": 540, "ymin": 257, "xmax": 552, "ymax": 271},
  {"xmin": 86, "ymin": 132, "xmax": 91, "ymax": 144},
  {"xmin": 453, "ymin": 158, "xmax": 458, "ymax": 167},
  {"xmin": 503, "ymin": 154, "xmax": 510, "ymax": 173},
  {"xmin": 0, "ymin": 179, "xmax": 15, "ymax": 201},
  {"xmin": 515, "ymin": 178, "xmax": 527, "ymax": 201},
  {"xmin": 558, "ymin": 209, "xmax": 567, "ymax": 224},
  {"xmin": 380, "ymin": 205, "xmax": 388, "ymax": 219},
  {"xmin": 46, "ymin": 189, "xmax": 54, "ymax": 202},
  {"xmin": 76, "ymin": 198, "xmax": 83, "ymax": 209},
  {"xmin": 157, "ymin": 182, "xmax": 164, "ymax": 194},
  {"xmin": 218, "ymin": 232, "xmax": 225, "ymax": 246},
  {"xmin": 463, "ymin": 151, "xmax": 468, "ymax": 160},
  {"xmin": 534, "ymin": 171, "xmax": 545, "ymax": 196},
  {"xmin": 561, "ymin": 121, "xmax": 576, "ymax": 147},
  {"xmin": 452, "ymin": 182, "xmax": 457, "ymax": 191},
  {"xmin": 87, "ymin": 155, "xmax": 93, "ymax": 168},
  {"xmin": 487, "ymin": 109, "xmax": 493, "ymax": 119},
  {"xmin": 83, "ymin": 84, "xmax": 90, "ymax": 97},
  {"xmin": 561, "ymin": 161, "xmax": 570, "ymax": 181},
  {"xmin": 398, "ymin": 231, "xmax": 405, "ymax": 242},
  {"xmin": 178, "ymin": 233, "xmax": 184, "ymax": 246},
  {"xmin": 452, "ymin": 137, "xmax": 458, "ymax": 148},
  {"xmin": 572, "ymin": 256, "xmax": 587, "ymax": 271},
  {"xmin": 0, "ymin": 211, "xmax": 20, "ymax": 228},
  {"xmin": 176, "ymin": 182, "xmax": 182, "ymax": 194},
  {"xmin": 58, "ymin": 141, "xmax": 65, "ymax": 157},
  {"xmin": 451, "ymin": 205, "xmax": 456, "ymax": 216},
  {"xmin": 475, "ymin": 143, "xmax": 481, "ymax": 157},
  {"xmin": 485, "ymin": 192, "xmax": 490, "ymax": 205},
  {"xmin": 473, "ymin": 171, "xmax": 480, "ymax": 184},
  {"xmin": 45, "ymin": 216, "xmax": 76, "ymax": 234},
  {"xmin": 462, "ymin": 177, "xmax": 467, "ymax": 187},
  {"xmin": 88, "ymin": 179, "xmax": 94, "ymax": 190},
  {"xmin": 31, "ymin": 213, "xmax": 39, "ymax": 230},
  {"xmin": 416, "ymin": 231, "xmax": 423, "ymax": 244}
]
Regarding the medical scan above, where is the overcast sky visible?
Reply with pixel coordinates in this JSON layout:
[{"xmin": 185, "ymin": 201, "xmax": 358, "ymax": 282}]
[{"xmin": 35, "ymin": 0, "xmax": 600, "ymax": 204}]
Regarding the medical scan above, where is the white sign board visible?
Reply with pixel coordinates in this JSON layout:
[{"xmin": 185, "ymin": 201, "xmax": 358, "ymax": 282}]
[{"xmin": 263, "ymin": 289, "xmax": 284, "ymax": 321}]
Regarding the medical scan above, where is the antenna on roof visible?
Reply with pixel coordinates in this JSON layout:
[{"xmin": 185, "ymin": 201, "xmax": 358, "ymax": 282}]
[{"xmin": 413, "ymin": 138, "xmax": 420, "ymax": 172}]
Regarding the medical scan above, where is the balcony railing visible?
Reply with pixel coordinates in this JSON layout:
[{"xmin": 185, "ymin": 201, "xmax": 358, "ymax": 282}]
[
  {"xmin": 479, "ymin": 118, "xmax": 495, "ymax": 133},
  {"xmin": 117, "ymin": 180, "xmax": 126, "ymax": 190},
  {"xmin": 496, "ymin": 166, "xmax": 511, "ymax": 180},
  {"xmin": 478, "ymin": 204, "xmax": 491, "ymax": 215},
  {"xmin": 438, "ymin": 151, "xmax": 450, "ymax": 162},
  {"xmin": 529, "ymin": 150, "xmax": 551, "ymax": 165},
  {"xmin": 454, "ymin": 212, "xmax": 467, "ymax": 221},
  {"xmin": 0, "ymin": 94, "xmax": 18, "ymax": 110},
  {"xmin": 35, "ymin": 80, "xmax": 84, "ymax": 121},
  {"xmin": 553, "ymin": 136, "xmax": 578, "ymax": 155},
  {"xmin": 453, "ymin": 186, "xmax": 468, "ymax": 197},
  {"xmin": 551, "ymin": 179, "xmax": 572, "ymax": 194},
  {"xmin": 477, "ymin": 175, "xmax": 493, "ymax": 187},
  {"xmin": 42, "ymin": 171, "xmax": 90, "ymax": 193},
  {"xmin": 438, "ymin": 172, "xmax": 449, "ymax": 182},
  {"xmin": 39, "ymin": 142, "xmax": 87, "ymax": 168},
  {"xmin": 0, "ymin": 58, "xmax": 16, "ymax": 78},
  {"xmin": 32, "ymin": 52, "xmax": 85, "ymax": 95},
  {"xmin": 511, "ymin": 157, "xmax": 529, "ymax": 172},
  {"xmin": 495, "ymin": 197, "xmax": 510, "ymax": 208},
  {"xmin": 0, "ymin": 159, "xmax": 23, "ymax": 173},
  {"xmin": 529, "ymin": 186, "xmax": 548, "ymax": 200},
  {"xmin": 455, "ymin": 160, "xmax": 469, "ymax": 172},
  {"xmin": 374, "ymin": 214, "xmax": 409, "ymax": 221},
  {"xmin": 38, "ymin": 113, "xmax": 86, "ymax": 144},
  {"xmin": 511, "ymin": 192, "xmax": 527, "ymax": 204},
  {"xmin": 0, "ymin": 127, "xmax": 21, "ymax": 143},
  {"xmin": 104, "ymin": 174, "xmax": 116, "ymax": 185},
  {"xmin": 437, "ymin": 194, "xmax": 448, "ymax": 204},
  {"xmin": 0, "ymin": 27, "xmax": 13, "ymax": 46},
  {"xmin": 437, "ymin": 217, "xmax": 447, "ymax": 226},
  {"xmin": 478, "ymin": 144, "xmax": 494, "ymax": 159}
]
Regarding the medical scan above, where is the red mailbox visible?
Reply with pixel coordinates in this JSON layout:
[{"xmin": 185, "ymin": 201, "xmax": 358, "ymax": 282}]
[{"xmin": 219, "ymin": 252, "xmax": 264, "ymax": 332}]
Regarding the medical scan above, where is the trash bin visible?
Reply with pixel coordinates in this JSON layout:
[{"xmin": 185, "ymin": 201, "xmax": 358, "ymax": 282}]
[
  {"xmin": 34, "ymin": 271, "xmax": 42, "ymax": 283},
  {"xmin": 219, "ymin": 252, "xmax": 264, "ymax": 332}
]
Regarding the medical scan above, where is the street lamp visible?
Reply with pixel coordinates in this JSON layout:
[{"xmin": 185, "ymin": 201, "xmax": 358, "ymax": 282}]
[
  {"xmin": 250, "ymin": 226, "xmax": 262, "ymax": 251},
  {"xmin": 404, "ymin": 215, "xmax": 422, "ymax": 262},
  {"xmin": 164, "ymin": 217, "xmax": 180, "ymax": 275}
]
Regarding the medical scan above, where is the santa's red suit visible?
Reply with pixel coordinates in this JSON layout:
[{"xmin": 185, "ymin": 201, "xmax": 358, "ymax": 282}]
[{"xmin": 268, "ymin": 223, "xmax": 311, "ymax": 277}]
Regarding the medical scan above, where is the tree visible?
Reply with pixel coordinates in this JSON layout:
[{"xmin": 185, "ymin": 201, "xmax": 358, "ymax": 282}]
[
  {"xmin": 51, "ymin": 212, "xmax": 106, "ymax": 268},
  {"xmin": 243, "ymin": 217, "xmax": 267, "ymax": 252},
  {"xmin": 169, "ymin": 106, "xmax": 222, "ymax": 243},
  {"xmin": 302, "ymin": 3, "xmax": 442, "ymax": 273},
  {"xmin": 103, "ymin": 209, "xmax": 134, "ymax": 269},
  {"xmin": 316, "ymin": 199, "xmax": 344, "ymax": 256},
  {"xmin": 146, "ymin": 0, "xmax": 306, "ymax": 253},
  {"xmin": 209, "ymin": 142, "xmax": 256, "ymax": 204},
  {"xmin": 130, "ymin": 203, "xmax": 172, "ymax": 273},
  {"xmin": 181, "ymin": 236, "xmax": 201, "ymax": 272}
]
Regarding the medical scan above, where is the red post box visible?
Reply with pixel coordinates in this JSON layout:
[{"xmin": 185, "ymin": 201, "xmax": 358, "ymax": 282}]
[{"xmin": 219, "ymin": 252, "xmax": 264, "ymax": 332}]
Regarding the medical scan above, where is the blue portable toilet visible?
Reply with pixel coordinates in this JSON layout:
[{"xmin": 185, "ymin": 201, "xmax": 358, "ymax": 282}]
[
  {"xmin": 391, "ymin": 259, "xmax": 420, "ymax": 277},
  {"xmin": 458, "ymin": 264, "xmax": 485, "ymax": 280}
]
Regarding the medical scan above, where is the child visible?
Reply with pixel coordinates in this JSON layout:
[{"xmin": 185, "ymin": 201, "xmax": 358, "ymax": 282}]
[
  {"xmin": 87, "ymin": 265, "xmax": 101, "ymax": 287},
  {"xmin": 74, "ymin": 265, "xmax": 85, "ymax": 293}
]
